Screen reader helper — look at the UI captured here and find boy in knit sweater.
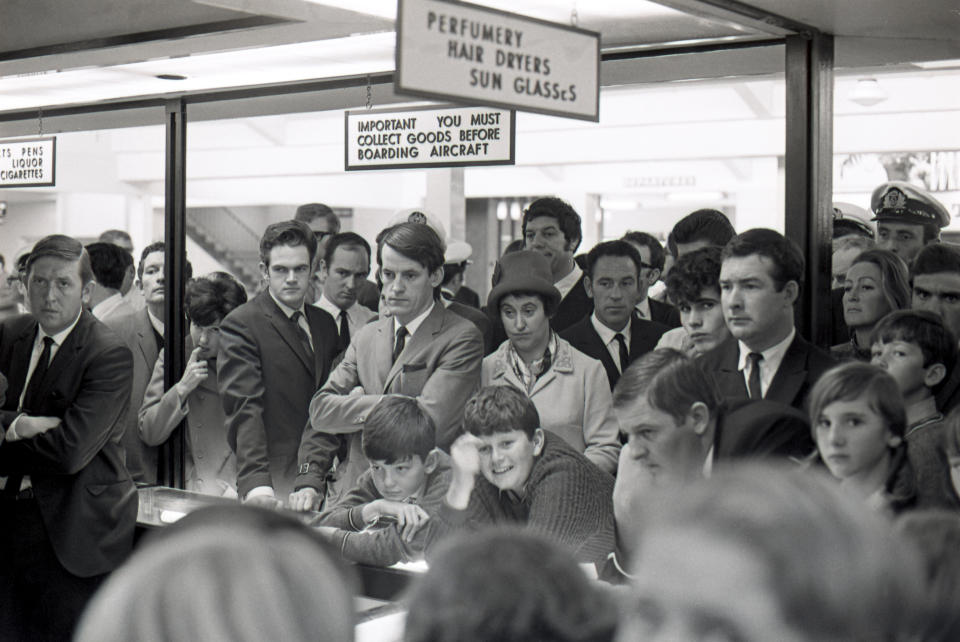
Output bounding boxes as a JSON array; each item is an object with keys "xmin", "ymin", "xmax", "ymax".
[
  {"xmin": 311, "ymin": 396, "xmax": 450, "ymax": 566},
  {"xmin": 439, "ymin": 385, "xmax": 616, "ymax": 565}
]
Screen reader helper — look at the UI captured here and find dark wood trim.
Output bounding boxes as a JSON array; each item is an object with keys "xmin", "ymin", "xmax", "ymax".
[
  {"xmin": 784, "ymin": 33, "xmax": 834, "ymax": 347},
  {"xmin": 161, "ymin": 99, "xmax": 188, "ymax": 489}
]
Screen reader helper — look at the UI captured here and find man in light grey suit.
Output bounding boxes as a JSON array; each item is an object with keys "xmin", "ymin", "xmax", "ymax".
[{"xmin": 291, "ymin": 222, "xmax": 483, "ymax": 511}]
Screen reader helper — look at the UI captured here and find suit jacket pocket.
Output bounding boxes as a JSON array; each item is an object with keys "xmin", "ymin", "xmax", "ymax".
[{"xmin": 398, "ymin": 364, "xmax": 429, "ymax": 396}]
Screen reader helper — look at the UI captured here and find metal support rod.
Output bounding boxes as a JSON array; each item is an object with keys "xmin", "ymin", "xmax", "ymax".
[
  {"xmin": 784, "ymin": 33, "xmax": 834, "ymax": 346},
  {"xmin": 161, "ymin": 98, "xmax": 188, "ymax": 489}
]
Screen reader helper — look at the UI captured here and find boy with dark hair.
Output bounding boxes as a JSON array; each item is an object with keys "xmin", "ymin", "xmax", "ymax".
[
  {"xmin": 439, "ymin": 385, "xmax": 615, "ymax": 564},
  {"xmin": 521, "ymin": 197, "xmax": 593, "ymax": 332},
  {"xmin": 659, "ymin": 245, "xmax": 731, "ymax": 355},
  {"xmin": 700, "ymin": 228, "xmax": 835, "ymax": 411},
  {"xmin": 311, "ymin": 396, "xmax": 449, "ymax": 566},
  {"xmin": 561, "ymin": 240, "xmax": 668, "ymax": 389},
  {"xmin": 911, "ymin": 243, "xmax": 960, "ymax": 340},
  {"xmin": 668, "ymin": 208, "xmax": 736, "ymax": 257},
  {"xmin": 621, "ymin": 231, "xmax": 679, "ymax": 327},
  {"xmin": 871, "ymin": 310, "xmax": 959, "ymax": 507}
]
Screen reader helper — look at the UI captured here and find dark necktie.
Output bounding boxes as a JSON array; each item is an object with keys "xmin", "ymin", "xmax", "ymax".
[
  {"xmin": 290, "ymin": 311, "xmax": 313, "ymax": 356},
  {"xmin": 747, "ymin": 352, "xmax": 764, "ymax": 400},
  {"xmin": 338, "ymin": 310, "xmax": 350, "ymax": 352},
  {"xmin": 392, "ymin": 326, "xmax": 408, "ymax": 364},
  {"xmin": 5, "ymin": 336, "xmax": 54, "ymax": 498},
  {"xmin": 22, "ymin": 336, "xmax": 54, "ymax": 413},
  {"xmin": 614, "ymin": 333, "xmax": 629, "ymax": 373}
]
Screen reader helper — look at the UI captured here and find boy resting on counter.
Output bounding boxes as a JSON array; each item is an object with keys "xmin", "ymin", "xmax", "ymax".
[{"xmin": 311, "ymin": 396, "xmax": 450, "ymax": 566}]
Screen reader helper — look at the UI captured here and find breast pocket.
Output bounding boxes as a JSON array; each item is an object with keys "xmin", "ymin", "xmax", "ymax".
[{"xmin": 398, "ymin": 363, "xmax": 429, "ymax": 396}]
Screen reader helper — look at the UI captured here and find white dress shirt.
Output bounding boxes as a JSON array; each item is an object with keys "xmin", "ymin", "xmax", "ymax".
[
  {"xmin": 269, "ymin": 291, "xmax": 313, "ymax": 351},
  {"xmin": 315, "ymin": 295, "xmax": 374, "ymax": 343},
  {"xmin": 590, "ymin": 313, "xmax": 631, "ymax": 373},
  {"xmin": 737, "ymin": 327, "xmax": 796, "ymax": 399},
  {"xmin": 554, "ymin": 263, "xmax": 583, "ymax": 301},
  {"xmin": 91, "ymin": 292, "xmax": 125, "ymax": 320}
]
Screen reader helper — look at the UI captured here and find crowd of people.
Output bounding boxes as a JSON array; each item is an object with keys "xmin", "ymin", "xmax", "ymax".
[{"xmin": 2, "ymin": 184, "xmax": 960, "ymax": 640}]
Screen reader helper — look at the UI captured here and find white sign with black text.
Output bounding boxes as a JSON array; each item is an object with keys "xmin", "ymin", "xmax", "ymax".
[
  {"xmin": 0, "ymin": 137, "xmax": 56, "ymax": 187},
  {"xmin": 345, "ymin": 104, "xmax": 515, "ymax": 171},
  {"xmin": 396, "ymin": 0, "xmax": 600, "ymax": 121}
]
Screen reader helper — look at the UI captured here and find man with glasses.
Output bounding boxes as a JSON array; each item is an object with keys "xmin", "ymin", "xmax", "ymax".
[
  {"xmin": 218, "ymin": 220, "xmax": 340, "ymax": 508},
  {"xmin": 622, "ymin": 231, "xmax": 681, "ymax": 328}
]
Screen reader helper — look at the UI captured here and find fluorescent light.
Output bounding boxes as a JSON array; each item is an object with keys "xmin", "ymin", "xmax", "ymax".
[{"xmin": 601, "ymin": 199, "xmax": 640, "ymax": 210}]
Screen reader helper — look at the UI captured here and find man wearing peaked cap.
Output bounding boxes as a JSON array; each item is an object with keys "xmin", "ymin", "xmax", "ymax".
[
  {"xmin": 832, "ymin": 202, "xmax": 874, "ymax": 240},
  {"xmin": 442, "ymin": 241, "xmax": 481, "ymax": 309},
  {"xmin": 872, "ymin": 181, "xmax": 950, "ymax": 264}
]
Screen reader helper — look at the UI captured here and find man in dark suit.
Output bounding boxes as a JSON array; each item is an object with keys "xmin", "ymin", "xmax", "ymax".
[
  {"xmin": 218, "ymin": 220, "xmax": 339, "ymax": 507},
  {"xmin": 522, "ymin": 197, "xmax": 593, "ymax": 332},
  {"xmin": 106, "ymin": 242, "xmax": 182, "ymax": 483},
  {"xmin": 623, "ymin": 231, "xmax": 681, "ymax": 328},
  {"xmin": 699, "ymin": 228, "xmax": 835, "ymax": 411},
  {"xmin": 0, "ymin": 235, "xmax": 136, "ymax": 640},
  {"xmin": 561, "ymin": 240, "xmax": 669, "ymax": 389}
]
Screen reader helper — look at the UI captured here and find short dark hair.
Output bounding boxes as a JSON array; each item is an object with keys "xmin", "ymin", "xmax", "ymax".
[
  {"xmin": 669, "ymin": 209, "xmax": 736, "ymax": 254},
  {"xmin": 613, "ymin": 349, "xmax": 723, "ymax": 424},
  {"xmin": 137, "ymin": 242, "xmax": 192, "ymax": 282},
  {"xmin": 27, "ymin": 234, "xmax": 94, "ymax": 284},
  {"xmin": 86, "ymin": 242, "xmax": 133, "ymax": 290},
  {"xmin": 722, "ymin": 228, "xmax": 805, "ymax": 292},
  {"xmin": 585, "ymin": 240, "xmax": 644, "ymax": 279},
  {"xmin": 497, "ymin": 290, "xmax": 558, "ymax": 318},
  {"xmin": 185, "ymin": 272, "xmax": 248, "ymax": 327},
  {"xmin": 621, "ymin": 231, "xmax": 665, "ymax": 272},
  {"xmin": 521, "ymin": 197, "xmax": 582, "ymax": 252},
  {"xmin": 873, "ymin": 310, "xmax": 957, "ymax": 372},
  {"xmin": 665, "ymin": 246, "xmax": 723, "ymax": 306},
  {"xmin": 463, "ymin": 386, "xmax": 541, "ymax": 439},
  {"xmin": 259, "ymin": 220, "xmax": 318, "ymax": 267},
  {"xmin": 294, "ymin": 203, "xmax": 341, "ymax": 233},
  {"xmin": 323, "ymin": 232, "xmax": 370, "ymax": 269},
  {"xmin": 377, "ymin": 222, "xmax": 445, "ymax": 274},
  {"xmin": 404, "ymin": 528, "xmax": 617, "ymax": 642},
  {"xmin": 361, "ymin": 396, "xmax": 436, "ymax": 464},
  {"xmin": 441, "ymin": 262, "xmax": 464, "ymax": 287},
  {"xmin": 912, "ymin": 243, "xmax": 960, "ymax": 279}
]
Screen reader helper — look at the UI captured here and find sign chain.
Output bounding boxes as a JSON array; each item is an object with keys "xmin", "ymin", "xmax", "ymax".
[
  {"xmin": 365, "ymin": 75, "xmax": 373, "ymax": 110},
  {"xmin": 570, "ymin": 2, "xmax": 579, "ymax": 27},
  {"xmin": 38, "ymin": 108, "xmax": 43, "ymax": 136}
]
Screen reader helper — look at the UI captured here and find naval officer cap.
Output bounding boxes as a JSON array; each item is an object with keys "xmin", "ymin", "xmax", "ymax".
[
  {"xmin": 871, "ymin": 181, "xmax": 950, "ymax": 229},
  {"xmin": 832, "ymin": 202, "xmax": 873, "ymax": 239}
]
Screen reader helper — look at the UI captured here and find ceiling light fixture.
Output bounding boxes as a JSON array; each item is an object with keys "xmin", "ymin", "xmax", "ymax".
[
  {"xmin": 155, "ymin": 74, "xmax": 188, "ymax": 81},
  {"xmin": 848, "ymin": 77, "xmax": 887, "ymax": 107}
]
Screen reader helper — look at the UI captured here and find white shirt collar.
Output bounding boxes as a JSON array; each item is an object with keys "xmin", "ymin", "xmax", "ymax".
[
  {"xmin": 91, "ymin": 292, "xmax": 124, "ymax": 319},
  {"xmin": 590, "ymin": 312, "xmax": 631, "ymax": 347},
  {"xmin": 269, "ymin": 290, "xmax": 305, "ymax": 320},
  {"xmin": 554, "ymin": 263, "xmax": 583, "ymax": 300},
  {"xmin": 737, "ymin": 327, "xmax": 796, "ymax": 397},
  {"xmin": 316, "ymin": 293, "xmax": 358, "ymax": 321},
  {"xmin": 39, "ymin": 309, "xmax": 83, "ymax": 348},
  {"xmin": 146, "ymin": 307, "xmax": 165, "ymax": 335},
  {"xmin": 395, "ymin": 301, "xmax": 435, "ymax": 338}
]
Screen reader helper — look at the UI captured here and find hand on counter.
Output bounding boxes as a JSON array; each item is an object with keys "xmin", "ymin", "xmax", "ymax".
[
  {"xmin": 288, "ymin": 487, "xmax": 322, "ymax": 512},
  {"xmin": 243, "ymin": 494, "xmax": 284, "ymax": 510},
  {"xmin": 362, "ymin": 499, "xmax": 430, "ymax": 542}
]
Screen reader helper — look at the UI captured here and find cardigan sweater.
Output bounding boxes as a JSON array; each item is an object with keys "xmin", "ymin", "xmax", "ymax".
[
  {"xmin": 435, "ymin": 432, "xmax": 616, "ymax": 564},
  {"xmin": 311, "ymin": 462, "xmax": 451, "ymax": 566}
]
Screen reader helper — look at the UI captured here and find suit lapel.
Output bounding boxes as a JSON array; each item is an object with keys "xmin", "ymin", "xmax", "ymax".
[
  {"xmin": 135, "ymin": 309, "xmax": 158, "ymax": 367},
  {"xmin": 714, "ymin": 339, "xmax": 749, "ymax": 399},
  {"xmin": 582, "ymin": 321, "xmax": 619, "ymax": 385},
  {"xmin": 765, "ymin": 336, "xmax": 807, "ymax": 406},
  {"xmin": 259, "ymin": 293, "xmax": 314, "ymax": 374},
  {"xmin": 4, "ymin": 320, "xmax": 39, "ymax": 407},
  {"xmin": 383, "ymin": 304, "xmax": 444, "ymax": 391}
]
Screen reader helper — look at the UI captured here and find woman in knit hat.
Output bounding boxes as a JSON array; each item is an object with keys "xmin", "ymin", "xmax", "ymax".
[{"xmin": 482, "ymin": 250, "xmax": 621, "ymax": 474}]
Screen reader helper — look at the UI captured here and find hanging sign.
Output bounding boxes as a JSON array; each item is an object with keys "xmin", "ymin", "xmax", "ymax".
[
  {"xmin": 0, "ymin": 137, "xmax": 56, "ymax": 188},
  {"xmin": 396, "ymin": 0, "xmax": 600, "ymax": 122},
  {"xmin": 345, "ymin": 104, "xmax": 515, "ymax": 171}
]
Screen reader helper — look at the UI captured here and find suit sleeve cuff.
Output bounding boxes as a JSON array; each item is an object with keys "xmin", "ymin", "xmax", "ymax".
[{"xmin": 6, "ymin": 414, "xmax": 24, "ymax": 442}]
